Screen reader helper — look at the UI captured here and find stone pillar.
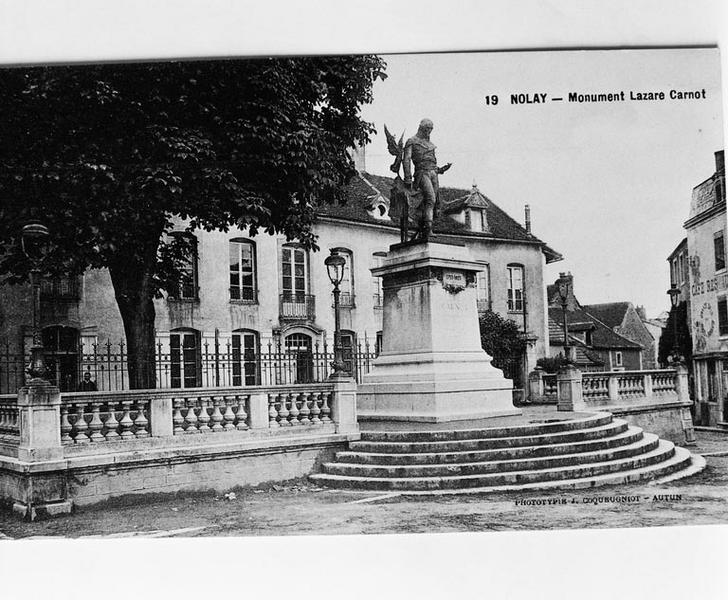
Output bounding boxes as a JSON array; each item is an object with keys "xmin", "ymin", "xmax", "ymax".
[
  {"xmin": 330, "ymin": 378, "xmax": 359, "ymax": 434},
  {"xmin": 149, "ymin": 396, "xmax": 173, "ymax": 437},
  {"xmin": 675, "ymin": 364, "xmax": 690, "ymax": 403},
  {"xmin": 528, "ymin": 369, "xmax": 544, "ymax": 402},
  {"xmin": 557, "ymin": 365, "xmax": 584, "ymax": 412},
  {"xmin": 643, "ymin": 374, "xmax": 653, "ymax": 400},
  {"xmin": 248, "ymin": 392, "xmax": 271, "ymax": 429},
  {"xmin": 17, "ymin": 381, "xmax": 64, "ymax": 462},
  {"xmin": 14, "ymin": 381, "xmax": 72, "ymax": 520},
  {"xmin": 676, "ymin": 363, "xmax": 696, "ymax": 445},
  {"xmin": 608, "ymin": 374, "xmax": 620, "ymax": 402}
]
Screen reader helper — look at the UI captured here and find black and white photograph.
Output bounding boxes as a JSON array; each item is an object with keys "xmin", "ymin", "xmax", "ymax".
[{"xmin": 0, "ymin": 2, "xmax": 726, "ymax": 599}]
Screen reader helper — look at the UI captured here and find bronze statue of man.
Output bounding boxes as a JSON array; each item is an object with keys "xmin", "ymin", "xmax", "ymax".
[{"xmin": 402, "ymin": 119, "xmax": 452, "ymax": 241}]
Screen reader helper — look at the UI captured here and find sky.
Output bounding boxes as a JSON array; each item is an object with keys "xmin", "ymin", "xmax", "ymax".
[{"xmin": 358, "ymin": 49, "xmax": 724, "ymax": 317}]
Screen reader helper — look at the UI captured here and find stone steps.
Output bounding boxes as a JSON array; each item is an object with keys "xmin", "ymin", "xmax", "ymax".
[
  {"xmin": 313, "ymin": 440, "xmax": 678, "ymax": 491},
  {"xmin": 309, "ymin": 412, "xmax": 704, "ymax": 493},
  {"xmin": 348, "ymin": 420, "xmax": 628, "ymax": 454},
  {"xmin": 322, "ymin": 433, "xmax": 660, "ymax": 478},
  {"xmin": 336, "ymin": 426, "xmax": 644, "ymax": 465}
]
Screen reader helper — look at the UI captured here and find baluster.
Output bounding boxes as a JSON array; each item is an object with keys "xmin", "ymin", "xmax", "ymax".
[
  {"xmin": 198, "ymin": 397, "xmax": 211, "ymax": 433},
  {"xmin": 210, "ymin": 397, "xmax": 224, "ymax": 432},
  {"xmin": 184, "ymin": 397, "xmax": 199, "ymax": 433},
  {"xmin": 133, "ymin": 400, "xmax": 149, "ymax": 438},
  {"xmin": 73, "ymin": 401, "xmax": 90, "ymax": 444},
  {"xmin": 320, "ymin": 391, "xmax": 331, "ymax": 423},
  {"xmin": 268, "ymin": 394, "xmax": 280, "ymax": 428},
  {"xmin": 105, "ymin": 400, "xmax": 120, "ymax": 441},
  {"xmin": 222, "ymin": 396, "xmax": 236, "ymax": 431},
  {"xmin": 278, "ymin": 391, "xmax": 290, "ymax": 426},
  {"xmin": 298, "ymin": 391, "xmax": 311, "ymax": 424},
  {"xmin": 310, "ymin": 391, "xmax": 321, "ymax": 425},
  {"xmin": 288, "ymin": 392, "xmax": 300, "ymax": 426},
  {"xmin": 88, "ymin": 402, "xmax": 105, "ymax": 442},
  {"xmin": 173, "ymin": 399, "xmax": 185, "ymax": 435},
  {"xmin": 119, "ymin": 400, "xmax": 135, "ymax": 440},
  {"xmin": 235, "ymin": 395, "xmax": 249, "ymax": 431},
  {"xmin": 60, "ymin": 404, "xmax": 73, "ymax": 444}
]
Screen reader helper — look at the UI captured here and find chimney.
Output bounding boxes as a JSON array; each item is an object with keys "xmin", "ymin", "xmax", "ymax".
[
  {"xmin": 636, "ymin": 305, "xmax": 647, "ymax": 321},
  {"xmin": 524, "ymin": 204, "xmax": 531, "ymax": 234},
  {"xmin": 716, "ymin": 150, "xmax": 725, "ymax": 174},
  {"xmin": 350, "ymin": 144, "xmax": 366, "ymax": 172}
]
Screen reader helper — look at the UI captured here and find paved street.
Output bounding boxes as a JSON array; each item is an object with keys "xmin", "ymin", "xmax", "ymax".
[{"xmin": 1, "ymin": 431, "xmax": 727, "ymax": 540}]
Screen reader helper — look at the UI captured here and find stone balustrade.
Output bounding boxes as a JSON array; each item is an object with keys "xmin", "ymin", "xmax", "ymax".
[
  {"xmin": 61, "ymin": 393, "xmax": 151, "ymax": 444},
  {"xmin": 2, "ymin": 380, "xmax": 356, "ymax": 457},
  {"xmin": 529, "ymin": 368, "xmax": 683, "ymax": 405},
  {"xmin": 0, "ymin": 394, "xmax": 20, "ymax": 438}
]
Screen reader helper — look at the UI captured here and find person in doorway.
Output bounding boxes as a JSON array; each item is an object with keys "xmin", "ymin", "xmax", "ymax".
[{"xmin": 78, "ymin": 371, "xmax": 98, "ymax": 391}]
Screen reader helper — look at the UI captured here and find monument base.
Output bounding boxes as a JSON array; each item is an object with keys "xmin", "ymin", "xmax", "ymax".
[{"xmin": 359, "ymin": 241, "xmax": 521, "ymax": 423}]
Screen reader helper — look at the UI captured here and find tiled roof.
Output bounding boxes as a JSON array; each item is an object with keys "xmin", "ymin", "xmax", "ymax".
[
  {"xmin": 582, "ymin": 302, "xmax": 632, "ymax": 330},
  {"xmin": 316, "ymin": 172, "xmax": 562, "ymax": 262},
  {"xmin": 548, "ymin": 307, "xmax": 642, "ymax": 349}
]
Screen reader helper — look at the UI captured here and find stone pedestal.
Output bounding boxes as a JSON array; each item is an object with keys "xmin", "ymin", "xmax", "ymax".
[
  {"xmin": 358, "ymin": 242, "xmax": 519, "ymax": 422},
  {"xmin": 557, "ymin": 365, "xmax": 585, "ymax": 412}
]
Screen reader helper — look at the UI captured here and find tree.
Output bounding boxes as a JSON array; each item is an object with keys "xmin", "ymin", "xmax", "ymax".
[
  {"xmin": 658, "ymin": 302, "xmax": 692, "ymax": 365},
  {"xmin": 0, "ymin": 57, "xmax": 387, "ymax": 388},
  {"xmin": 478, "ymin": 310, "xmax": 527, "ymax": 374}
]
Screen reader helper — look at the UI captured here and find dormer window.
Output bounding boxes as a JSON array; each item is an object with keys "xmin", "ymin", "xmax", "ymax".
[
  {"xmin": 366, "ymin": 193, "xmax": 390, "ymax": 220},
  {"xmin": 471, "ymin": 209, "xmax": 486, "ymax": 232},
  {"xmin": 444, "ymin": 184, "xmax": 489, "ymax": 233}
]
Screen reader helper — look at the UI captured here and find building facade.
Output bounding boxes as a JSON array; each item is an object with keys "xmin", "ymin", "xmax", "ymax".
[
  {"xmin": 683, "ymin": 150, "xmax": 727, "ymax": 426},
  {"xmin": 0, "ymin": 163, "xmax": 562, "ymax": 395}
]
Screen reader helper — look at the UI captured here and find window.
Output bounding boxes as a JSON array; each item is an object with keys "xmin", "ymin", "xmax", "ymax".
[
  {"xmin": 168, "ymin": 233, "xmax": 198, "ymax": 300},
  {"xmin": 715, "ymin": 231, "xmax": 726, "ymax": 272},
  {"xmin": 229, "ymin": 239, "xmax": 257, "ymax": 302},
  {"xmin": 476, "ymin": 265, "xmax": 491, "ymax": 311},
  {"xmin": 42, "ymin": 326, "xmax": 79, "ymax": 392},
  {"xmin": 679, "ymin": 253, "xmax": 686, "ymax": 284},
  {"xmin": 170, "ymin": 329, "xmax": 201, "ymax": 389},
  {"xmin": 614, "ymin": 351, "xmax": 623, "ymax": 368},
  {"xmin": 718, "ymin": 297, "xmax": 728, "ymax": 337},
  {"xmin": 372, "ymin": 252, "xmax": 386, "ymax": 309},
  {"xmin": 281, "ymin": 245, "xmax": 308, "ymax": 299},
  {"xmin": 507, "ymin": 264, "xmax": 524, "ymax": 312},
  {"xmin": 471, "ymin": 209, "xmax": 485, "ymax": 232},
  {"xmin": 232, "ymin": 330, "xmax": 259, "ymax": 386}
]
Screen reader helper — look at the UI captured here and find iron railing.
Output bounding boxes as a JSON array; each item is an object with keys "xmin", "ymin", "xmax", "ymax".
[
  {"xmin": 0, "ymin": 338, "xmax": 379, "ymax": 394},
  {"xmin": 279, "ymin": 293, "xmax": 316, "ymax": 321}
]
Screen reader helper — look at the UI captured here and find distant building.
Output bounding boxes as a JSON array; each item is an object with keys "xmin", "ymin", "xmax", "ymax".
[
  {"xmin": 682, "ymin": 149, "xmax": 726, "ymax": 426},
  {"xmin": 546, "ymin": 276, "xmax": 644, "ymax": 371},
  {"xmin": 581, "ymin": 302, "xmax": 658, "ymax": 369},
  {"xmin": 0, "ymin": 150, "xmax": 562, "ymax": 395}
]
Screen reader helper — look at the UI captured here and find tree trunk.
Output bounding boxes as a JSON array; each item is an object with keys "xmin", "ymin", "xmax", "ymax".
[{"xmin": 109, "ymin": 261, "xmax": 158, "ymax": 390}]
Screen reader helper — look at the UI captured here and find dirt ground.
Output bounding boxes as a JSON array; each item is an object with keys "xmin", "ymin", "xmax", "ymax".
[{"xmin": 1, "ymin": 431, "xmax": 727, "ymax": 540}]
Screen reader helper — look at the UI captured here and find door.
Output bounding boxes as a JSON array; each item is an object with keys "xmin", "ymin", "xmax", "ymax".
[{"xmin": 285, "ymin": 333, "xmax": 314, "ymax": 384}]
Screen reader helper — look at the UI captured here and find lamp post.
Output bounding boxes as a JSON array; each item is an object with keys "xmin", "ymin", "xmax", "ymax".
[
  {"xmin": 667, "ymin": 284, "xmax": 682, "ymax": 364},
  {"xmin": 21, "ymin": 222, "xmax": 50, "ymax": 382},
  {"xmin": 324, "ymin": 250, "xmax": 348, "ymax": 379},
  {"xmin": 556, "ymin": 272, "xmax": 572, "ymax": 364}
]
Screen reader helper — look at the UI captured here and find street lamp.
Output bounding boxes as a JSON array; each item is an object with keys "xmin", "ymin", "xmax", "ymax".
[
  {"xmin": 556, "ymin": 272, "xmax": 572, "ymax": 364},
  {"xmin": 21, "ymin": 222, "xmax": 50, "ymax": 382},
  {"xmin": 667, "ymin": 284, "xmax": 682, "ymax": 364},
  {"xmin": 324, "ymin": 250, "xmax": 348, "ymax": 379}
]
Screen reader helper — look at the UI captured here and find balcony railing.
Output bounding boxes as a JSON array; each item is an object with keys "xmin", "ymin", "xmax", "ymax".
[
  {"xmin": 40, "ymin": 277, "xmax": 79, "ymax": 301},
  {"xmin": 279, "ymin": 293, "xmax": 316, "ymax": 321},
  {"xmin": 333, "ymin": 292, "xmax": 356, "ymax": 309}
]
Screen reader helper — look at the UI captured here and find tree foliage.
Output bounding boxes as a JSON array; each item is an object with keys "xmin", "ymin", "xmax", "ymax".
[
  {"xmin": 658, "ymin": 302, "xmax": 692, "ymax": 365},
  {"xmin": 0, "ymin": 57, "xmax": 387, "ymax": 387},
  {"xmin": 478, "ymin": 309, "xmax": 526, "ymax": 370}
]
